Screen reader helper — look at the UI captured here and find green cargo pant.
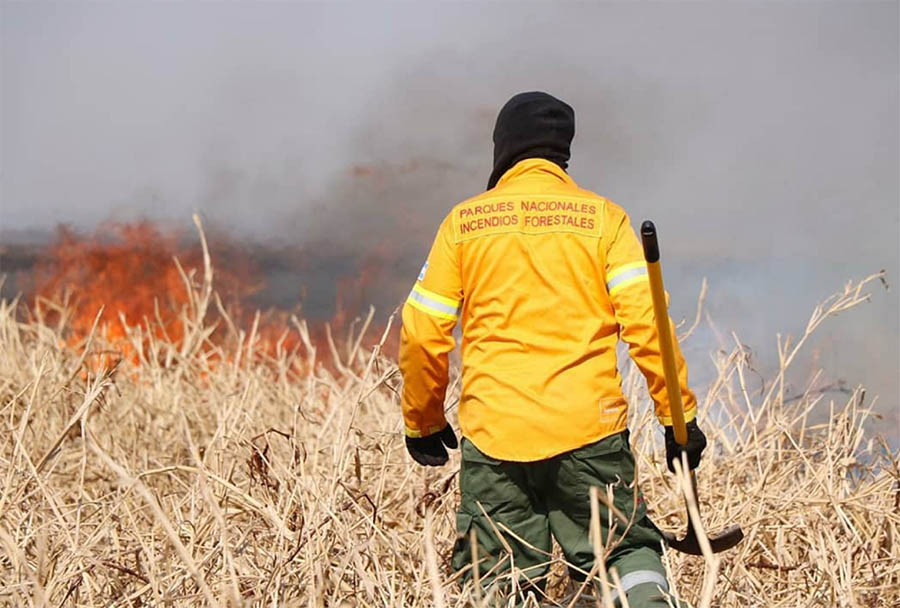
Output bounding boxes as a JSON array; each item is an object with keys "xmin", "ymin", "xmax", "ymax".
[{"xmin": 451, "ymin": 431, "xmax": 672, "ymax": 607}]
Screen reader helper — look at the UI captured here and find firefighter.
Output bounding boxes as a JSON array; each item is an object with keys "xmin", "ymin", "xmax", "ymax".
[{"xmin": 398, "ymin": 92, "xmax": 707, "ymax": 606}]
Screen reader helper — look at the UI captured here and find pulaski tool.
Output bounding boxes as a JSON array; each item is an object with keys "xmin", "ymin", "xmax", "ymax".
[{"xmin": 640, "ymin": 220, "xmax": 744, "ymax": 555}]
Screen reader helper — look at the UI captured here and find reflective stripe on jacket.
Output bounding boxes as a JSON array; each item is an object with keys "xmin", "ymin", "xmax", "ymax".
[{"xmin": 398, "ymin": 158, "xmax": 697, "ymax": 461}]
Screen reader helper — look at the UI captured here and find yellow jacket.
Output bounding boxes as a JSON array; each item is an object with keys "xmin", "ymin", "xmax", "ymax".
[{"xmin": 399, "ymin": 159, "xmax": 697, "ymax": 461}]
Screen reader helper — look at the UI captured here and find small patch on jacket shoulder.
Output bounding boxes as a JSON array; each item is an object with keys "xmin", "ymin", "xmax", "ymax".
[{"xmin": 418, "ymin": 261, "xmax": 428, "ymax": 281}]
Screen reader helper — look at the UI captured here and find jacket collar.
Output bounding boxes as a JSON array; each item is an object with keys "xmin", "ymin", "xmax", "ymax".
[{"xmin": 495, "ymin": 158, "xmax": 576, "ymax": 188}]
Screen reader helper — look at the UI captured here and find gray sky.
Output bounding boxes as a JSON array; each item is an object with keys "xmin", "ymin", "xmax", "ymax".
[{"xmin": 2, "ymin": 2, "xmax": 898, "ymax": 432}]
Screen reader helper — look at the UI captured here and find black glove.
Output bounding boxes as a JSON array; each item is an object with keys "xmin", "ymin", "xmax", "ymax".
[
  {"xmin": 664, "ymin": 420, "xmax": 707, "ymax": 473},
  {"xmin": 406, "ymin": 425, "xmax": 458, "ymax": 466}
]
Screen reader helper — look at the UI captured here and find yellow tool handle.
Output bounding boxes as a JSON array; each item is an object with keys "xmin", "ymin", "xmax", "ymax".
[{"xmin": 640, "ymin": 221, "xmax": 688, "ymax": 446}]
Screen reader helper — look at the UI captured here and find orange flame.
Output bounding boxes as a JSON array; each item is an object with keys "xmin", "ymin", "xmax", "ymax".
[{"xmin": 29, "ymin": 220, "xmax": 398, "ymax": 374}]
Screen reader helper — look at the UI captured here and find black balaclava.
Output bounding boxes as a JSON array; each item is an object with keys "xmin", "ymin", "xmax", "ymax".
[{"xmin": 487, "ymin": 91, "xmax": 575, "ymax": 190}]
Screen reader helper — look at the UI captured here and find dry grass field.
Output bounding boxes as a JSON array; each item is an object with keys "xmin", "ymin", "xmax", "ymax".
[{"xmin": 1, "ymin": 222, "xmax": 897, "ymax": 607}]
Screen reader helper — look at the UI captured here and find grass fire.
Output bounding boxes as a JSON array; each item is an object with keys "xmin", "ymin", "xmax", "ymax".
[
  {"xmin": 0, "ymin": 216, "xmax": 896, "ymax": 606},
  {"xmin": 13, "ymin": 217, "xmax": 400, "ymax": 376}
]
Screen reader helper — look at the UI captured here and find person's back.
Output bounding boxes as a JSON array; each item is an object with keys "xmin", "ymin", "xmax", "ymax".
[
  {"xmin": 398, "ymin": 92, "xmax": 709, "ymax": 606},
  {"xmin": 451, "ymin": 160, "xmax": 637, "ymax": 460}
]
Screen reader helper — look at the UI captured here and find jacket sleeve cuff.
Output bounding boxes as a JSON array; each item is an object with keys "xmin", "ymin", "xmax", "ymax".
[
  {"xmin": 658, "ymin": 407, "xmax": 697, "ymax": 427},
  {"xmin": 404, "ymin": 423, "xmax": 447, "ymax": 438}
]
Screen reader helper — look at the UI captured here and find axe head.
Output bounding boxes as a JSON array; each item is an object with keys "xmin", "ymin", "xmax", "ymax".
[{"xmin": 662, "ymin": 520, "xmax": 744, "ymax": 555}]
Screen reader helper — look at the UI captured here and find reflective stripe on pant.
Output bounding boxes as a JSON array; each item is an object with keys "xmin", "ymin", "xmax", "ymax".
[
  {"xmin": 451, "ymin": 431, "xmax": 673, "ymax": 607},
  {"xmin": 610, "ymin": 569, "xmax": 668, "ymax": 602}
]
